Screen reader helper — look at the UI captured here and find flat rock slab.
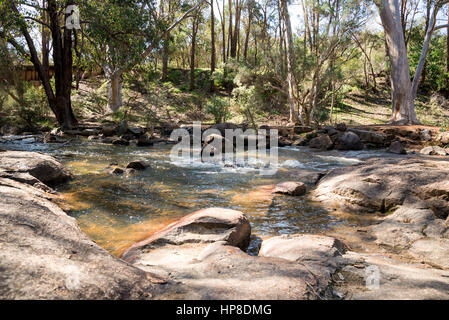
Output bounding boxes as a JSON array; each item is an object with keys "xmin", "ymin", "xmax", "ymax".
[
  {"xmin": 409, "ymin": 238, "xmax": 449, "ymax": 269},
  {"xmin": 0, "ymin": 177, "xmax": 172, "ymax": 299},
  {"xmin": 371, "ymin": 204, "xmax": 436, "ymax": 249},
  {"xmin": 259, "ymin": 234, "xmax": 347, "ymax": 292},
  {"xmin": 0, "ymin": 150, "xmax": 72, "ymax": 185},
  {"xmin": 259, "ymin": 234, "xmax": 346, "ymax": 265},
  {"xmin": 336, "ymin": 251, "xmax": 449, "ymax": 300},
  {"xmin": 313, "ymin": 157, "xmax": 449, "ymax": 215},
  {"xmin": 129, "ymin": 241, "xmax": 335, "ymax": 300}
]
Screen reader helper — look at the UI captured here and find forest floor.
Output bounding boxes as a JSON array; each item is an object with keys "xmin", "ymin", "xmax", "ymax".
[{"xmin": 70, "ymin": 71, "xmax": 449, "ymax": 130}]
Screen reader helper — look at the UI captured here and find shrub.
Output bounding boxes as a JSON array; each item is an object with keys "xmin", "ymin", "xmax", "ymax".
[{"xmin": 205, "ymin": 96, "xmax": 232, "ymax": 124}]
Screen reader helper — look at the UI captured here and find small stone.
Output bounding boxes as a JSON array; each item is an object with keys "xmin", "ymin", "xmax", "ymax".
[
  {"xmin": 112, "ymin": 138, "xmax": 130, "ymax": 146},
  {"xmin": 125, "ymin": 168, "xmax": 137, "ymax": 175},
  {"xmin": 110, "ymin": 167, "xmax": 124, "ymax": 175},
  {"xmin": 420, "ymin": 146, "xmax": 447, "ymax": 156},
  {"xmin": 420, "ymin": 129, "xmax": 432, "ymax": 141},
  {"xmin": 126, "ymin": 160, "xmax": 149, "ymax": 170},
  {"xmin": 273, "ymin": 181, "xmax": 307, "ymax": 196},
  {"xmin": 436, "ymin": 132, "xmax": 449, "ymax": 145}
]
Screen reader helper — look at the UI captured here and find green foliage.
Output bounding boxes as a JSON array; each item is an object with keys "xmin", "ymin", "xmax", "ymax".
[
  {"xmin": 205, "ymin": 96, "xmax": 232, "ymax": 124},
  {"xmin": 1, "ymin": 83, "xmax": 52, "ymax": 130},
  {"xmin": 81, "ymin": 0, "xmax": 162, "ymax": 71},
  {"xmin": 212, "ymin": 60, "xmax": 240, "ymax": 91},
  {"xmin": 409, "ymin": 23, "xmax": 447, "ymax": 92},
  {"xmin": 232, "ymin": 85, "xmax": 258, "ymax": 113},
  {"xmin": 166, "ymin": 69, "xmax": 184, "ymax": 85}
]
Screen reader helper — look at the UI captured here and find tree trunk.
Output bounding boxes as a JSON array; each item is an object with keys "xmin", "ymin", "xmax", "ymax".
[
  {"xmin": 41, "ymin": 0, "xmax": 49, "ymax": 80},
  {"xmin": 210, "ymin": 1, "xmax": 216, "ymax": 91},
  {"xmin": 243, "ymin": 4, "xmax": 252, "ymax": 62},
  {"xmin": 446, "ymin": 7, "xmax": 449, "ymax": 97},
  {"xmin": 106, "ymin": 69, "xmax": 123, "ymax": 112},
  {"xmin": 228, "ymin": 0, "xmax": 233, "ymax": 60},
  {"xmin": 280, "ymin": 0, "xmax": 302, "ymax": 124},
  {"xmin": 219, "ymin": 0, "xmax": 226, "ymax": 63},
  {"xmin": 420, "ymin": 0, "xmax": 432, "ymax": 88},
  {"xmin": 377, "ymin": 0, "xmax": 418, "ymax": 124},
  {"xmin": 11, "ymin": 0, "xmax": 78, "ymax": 128},
  {"xmin": 231, "ymin": 0, "xmax": 241, "ymax": 58},
  {"xmin": 410, "ymin": 3, "xmax": 438, "ymax": 104},
  {"xmin": 190, "ymin": 15, "xmax": 199, "ymax": 91},
  {"xmin": 161, "ymin": 1, "xmax": 170, "ymax": 82},
  {"xmin": 161, "ymin": 34, "xmax": 170, "ymax": 81}
]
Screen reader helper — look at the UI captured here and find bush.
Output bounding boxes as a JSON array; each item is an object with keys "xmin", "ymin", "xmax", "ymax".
[
  {"xmin": 205, "ymin": 96, "xmax": 232, "ymax": 124},
  {"xmin": 166, "ymin": 69, "xmax": 184, "ymax": 84},
  {"xmin": 212, "ymin": 60, "xmax": 239, "ymax": 91},
  {"xmin": 0, "ymin": 83, "xmax": 52, "ymax": 130}
]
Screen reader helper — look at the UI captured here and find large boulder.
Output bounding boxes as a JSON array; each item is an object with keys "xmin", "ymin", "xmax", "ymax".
[
  {"xmin": 387, "ymin": 141, "xmax": 406, "ymax": 154},
  {"xmin": 309, "ymin": 134, "xmax": 333, "ymax": 150},
  {"xmin": 313, "ymin": 157, "xmax": 449, "ymax": 214},
  {"xmin": 0, "ymin": 177, "xmax": 171, "ymax": 299},
  {"xmin": 337, "ymin": 250, "xmax": 449, "ymax": 299},
  {"xmin": 0, "ymin": 150, "xmax": 71, "ymax": 185},
  {"xmin": 100, "ymin": 125, "xmax": 118, "ymax": 137},
  {"xmin": 122, "ymin": 208, "xmax": 252, "ymax": 262},
  {"xmin": 258, "ymin": 234, "xmax": 347, "ymax": 298},
  {"xmin": 348, "ymin": 129, "xmax": 385, "ymax": 146},
  {"xmin": 335, "ymin": 131, "xmax": 363, "ymax": 151}
]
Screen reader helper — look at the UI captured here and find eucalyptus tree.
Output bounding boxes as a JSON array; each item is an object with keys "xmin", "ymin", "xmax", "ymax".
[
  {"xmin": 279, "ymin": 0, "xmax": 301, "ymax": 124},
  {"xmin": 80, "ymin": 0, "xmax": 161, "ymax": 112},
  {"xmin": 1, "ymin": 0, "xmax": 79, "ymax": 128},
  {"xmin": 81, "ymin": 0, "xmax": 205, "ymax": 112},
  {"xmin": 375, "ymin": 0, "xmax": 449, "ymax": 124}
]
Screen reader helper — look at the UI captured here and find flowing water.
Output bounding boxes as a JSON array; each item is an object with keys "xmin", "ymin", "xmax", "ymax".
[{"xmin": 0, "ymin": 136, "xmax": 385, "ymax": 256}]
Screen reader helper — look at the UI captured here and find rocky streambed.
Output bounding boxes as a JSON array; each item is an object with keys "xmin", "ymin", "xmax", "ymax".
[{"xmin": 1, "ymin": 139, "xmax": 449, "ymax": 299}]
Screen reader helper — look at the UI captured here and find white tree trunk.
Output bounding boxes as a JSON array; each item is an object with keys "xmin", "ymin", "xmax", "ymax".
[
  {"xmin": 105, "ymin": 68, "xmax": 123, "ymax": 112},
  {"xmin": 280, "ymin": 0, "xmax": 302, "ymax": 124},
  {"xmin": 377, "ymin": 0, "xmax": 418, "ymax": 124},
  {"xmin": 411, "ymin": 5, "xmax": 437, "ymax": 102}
]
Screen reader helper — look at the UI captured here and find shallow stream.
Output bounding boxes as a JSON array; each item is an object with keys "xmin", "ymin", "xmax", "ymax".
[{"xmin": 1, "ymin": 136, "xmax": 385, "ymax": 256}]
